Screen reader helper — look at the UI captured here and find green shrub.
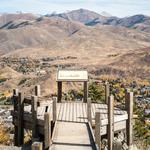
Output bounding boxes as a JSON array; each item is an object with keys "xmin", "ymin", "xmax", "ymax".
[{"xmin": 88, "ymin": 82, "xmax": 105, "ymax": 102}]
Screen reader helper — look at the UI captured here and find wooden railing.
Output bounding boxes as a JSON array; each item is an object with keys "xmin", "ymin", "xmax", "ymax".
[
  {"xmin": 12, "ymin": 82, "xmax": 133, "ymax": 150},
  {"xmin": 94, "ymin": 91, "xmax": 133, "ymax": 150},
  {"xmin": 12, "ymin": 85, "xmax": 57, "ymax": 149}
]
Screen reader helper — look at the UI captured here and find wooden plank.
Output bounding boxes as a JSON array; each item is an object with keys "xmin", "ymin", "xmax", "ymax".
[
  {"xmin": 31, "ymin": 96, "xmax": 38, "ymax": 141},
  {"xmin": 37, "ymin": 107, "xmax": 43, "ymax": 116},
  {"xmin": 72, "ymin": 102, "xmax": 74, "ymax": 122},
  {"xmin": 59, "ymin": 103, "xmax": 64, "ymax": 121},
  {"xmin": 125, "ymin": 92, "xmax": 133, "ymax": 147},
  {"xmin": 12, "ymin": 111, "xmax": 44, "ymax": 126},
  {"xmin": 87, "ymin": 98, "xmax": 92, "ymax": 125},
  {"xmin": 78, "ymin": 103, "xmax": 81, "ymax": 122},
  {"xmin": 24, "ymin": 105, "xmax": 31, "ymax": 112},
  {"xmin": 13, "ymin": 89, "xmax": 19, "ymax": 96},
  {"xmin": 76, "ymin": 102, "xmax": 79, "ymax": 122},
  {"xmin": 81, "ymin": 103, "xmax": 84, "ymax": 122},
  {"xmin": 50, "ymin": 122, "xmax": 94, "ymax": 150},
  {"xmin": 95, "ymin": 111, "xmax": 101, "ymax": 150},
  {"xmin": 42, "ymin": 106, "xmax": 46, "ymax": 116},
  {"xmin": 70, "ymin": 102, "xmax": 73, "ymax": 122},
  {"xmin": 57, "ymin": 82, "xmax": 62, "ymax": 103},
  {"xmin": 78, "ymin": 103, "xmax": 82, "ymax": 122},
  {"xmin": 73, "ymin": 102, "xmax": 76, "ymax": 122},
  {"xmin": 105, "ymin": 81, "xmax": 110, "ymax": 104},
  {"xmin": 64, "ymin": 102, "xmax": 68, "ymax": 121},
  {"xmin": 13, "ymin": 116, "xmax": 127, "ymax": 137},
  {"xmin": 44, "ymin": 113, "xmax": 51, "ymax": 149},
  {"xmin": 47, "ymin": 105, "xmax": 51, "ymax": 113},
  {"xmin": 63, "ymin": 102, "xmax": 67, "ymax": 121},
  {"xmin": 67, "ymin": 102, "xmax": 70, "ymax": 121},
  {"xmin": 53, "ymin": 97, "xmax": 57, "ymax": 123},
  {"xmin": 69, "ymin": 102, "xmax": 71, "ymax": 121},
  {"xmin": 13, "ymin": 119, "xmax": 44, "ymax": 134},
  {"xmin": 57, "ymin": 103, "xmax": 61, "ymax": 121},
  {"xmin": 91, "ymin": 103, "xmax": 95, "ymax": 121},
  {"xmin": 83, "ymin": 82, "xmax": 88, "ymax": 103},
  {"xmin": 13, "ymin": 89, "xmax": 19, "ymax": 146},
  {"xmin": 24, "ymin": 97, "xmax": 40, "ymax": 105},
  {"xmin": 101, "ymin": 114, "xmax": 128, "ymax": 126},
  {"xmin": 108, "ymin": 95, "xmax": 114, "ymax": 150},
  {"xmin": 35, "ymin": 85, "xmax": 41, "ymax": 97},
  {"xmin": 83, "ymin": 103, "xmax": 87, "ymax": 122},
  {"xmin": 100, "ymin": 120, "xmax": 126, "ymax": 135},
  {"xmin": 17, "ymin": 92, "xmax": 24, "ymax": 146}
]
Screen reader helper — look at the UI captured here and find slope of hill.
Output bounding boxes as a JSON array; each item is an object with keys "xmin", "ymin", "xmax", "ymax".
[
  {"xmin": 86, "ymin": 14, "xmax": 150, "ymax": 32},
  {"xmin": 0, "ymin": 10, "xmax": 150, "ymax": 95},
  {"xmin": 1, "ymin": 15, "xmax": 150, "ymax": 56},
  {"xmin": 0, "ymin": 13, "xmax": 38, "ymax": 27},
  {"xmin": 0, "ymin": 16, "xmax": 85, "ymax": 54},
  {"xmin": 92, "ymin": 47, "xmax": 150, "ymax": 79}
]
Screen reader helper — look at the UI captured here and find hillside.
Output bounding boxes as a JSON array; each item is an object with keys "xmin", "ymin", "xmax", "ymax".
[
  {"xmin": 92, "ymin": 47, "xmax": 150, "ymax": 79},
  {"xmin": 0, "ymin": 13, "xmax": 37, "ymax": 27},
  {"xmin": 0, "ymin": 9, "xmax": 150, "ymax": 95},
  {"xmin": 1, "ymin": 18, "xmax": 150, "ymax": 55}
]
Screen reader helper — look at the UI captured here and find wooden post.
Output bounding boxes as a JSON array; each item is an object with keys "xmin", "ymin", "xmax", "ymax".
[
  {"xmin": 31, "ymin": 95, "xmax": 38, "ymax": 142},
  {"xmin": 83, "ymin": 81, "xmax": 88, "ymax": 103},
  {"xmin": 57, "ymin": 81, "xmax": 62, "ymax": 102},
  {"xmin": 32, "ymin": 142, "xmax": 43, "ymax": 150},
  {"xmin": 87, "ymin": 98, "xmax": 92, "ymax": 125},
  {"xmin": 105, "ymin": 81, "xmax": 110, "ymax": 104},
  {"xmin": 95, "ymin": 111, "xmax": 101, "ymax": 150},
  {"xmin": 44, "ymin": 113, "xmax": 51, "ymax": 149},
  {"xmin": 53, "ymin": 97, "xmax": 57, "ymax": 123},
  {"xmin": 13, "ymin": 89, "xmax": 19, "ymax": 146},
  {"xmin": 13, "ymin": 89, "xmax": 19, "ymax": 112},
  {"xmin": 17, "ymin": 92, "xmax": 24, "ymax": 146},
  {"xmin": 13, "ymin": 89, "xmax": 19, "ymax": 96},
  {"xmin": 35, "ymin": 85, "xmax": 41, "ymax": 97},
  {"xmin": 125, "ymin": 91, "xmax": 133, "ymax": 148},
  {"xmin": 108, "ymin": 95, "xmax": 114, "ymax": 150}
]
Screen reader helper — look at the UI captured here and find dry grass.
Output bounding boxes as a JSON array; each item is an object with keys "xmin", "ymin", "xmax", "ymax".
[{"xmin": 0, "ymin": 124, "xmax": 11, "ymax": 145}]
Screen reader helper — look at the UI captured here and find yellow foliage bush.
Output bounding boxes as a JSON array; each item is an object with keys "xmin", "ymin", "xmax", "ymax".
[{"xmin": 0, "ymin": 124, "xmax": 10, "ymax": 145}]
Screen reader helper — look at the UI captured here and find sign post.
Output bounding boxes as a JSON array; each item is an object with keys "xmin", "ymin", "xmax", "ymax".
[{"xmin": 57, "ymin": 70, "xmax": 88, "ymax": 102}]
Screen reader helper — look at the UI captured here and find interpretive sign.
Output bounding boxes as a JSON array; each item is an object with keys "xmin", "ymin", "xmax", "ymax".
[{"xmin": 57, "ymin": 70, "xmax": 88, "ymax": 81}]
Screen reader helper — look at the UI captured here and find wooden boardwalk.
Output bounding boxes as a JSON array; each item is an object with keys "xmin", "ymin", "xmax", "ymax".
[
  {"xmin": 11, "ymin": 94, "xmax": 133, "ymax": 150},
  {"xmin": 50, "ymin": 121, "xmax": 96, "ymax": 150},
  {"xmin": 24, "ymin": 101, "xmax": 127, "ymax": 122},
  {"xmin": 22, "ymin": 102, "xmax": 127, "ymax": 133},
  {"xmin": 12, "ymin": 86, "xmax": 133, "ymax": 150}
]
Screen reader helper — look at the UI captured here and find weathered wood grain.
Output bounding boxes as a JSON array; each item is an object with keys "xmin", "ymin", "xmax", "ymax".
[{"xmin": 108, "ymin": 95, "xmax": 114, "ymax": 150}]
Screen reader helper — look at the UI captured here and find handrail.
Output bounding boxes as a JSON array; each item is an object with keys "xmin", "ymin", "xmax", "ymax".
[{"xmin": 87, "ymin": 122, "xmax": 99, "ymax": 150}]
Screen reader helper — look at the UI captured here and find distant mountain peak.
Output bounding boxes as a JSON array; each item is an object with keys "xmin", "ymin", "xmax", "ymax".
[
  {"xmin": 49, "ymin": 8, "xmax": 104, "ymax": 24},
  {"xmin": 100, "ymin": 11, "xmax": 112, "ymax": 17}
]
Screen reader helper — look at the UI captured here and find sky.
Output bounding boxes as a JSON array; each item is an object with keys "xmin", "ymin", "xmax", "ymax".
[{"xmin": 0, "ymin": 0, "xmax": 150, "ymax": 17}]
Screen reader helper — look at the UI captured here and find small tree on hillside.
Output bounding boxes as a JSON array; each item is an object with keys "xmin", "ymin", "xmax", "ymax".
[{"xmin": 88, "ymin": 82, "xmax": 105, "ymax": 102}]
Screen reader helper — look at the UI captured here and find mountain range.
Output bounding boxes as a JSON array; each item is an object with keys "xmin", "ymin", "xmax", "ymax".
[
  {"xmin": 50, "ymin": 9, "xmax": 150, "ymax": 32},
  {"xmin": 1, "ymin": 9, "xmax": 150, "ymax": 32}
]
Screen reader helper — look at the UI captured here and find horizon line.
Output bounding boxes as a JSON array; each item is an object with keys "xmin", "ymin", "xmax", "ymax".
[{"xmin": 0, "ymin": 8, "xmax": 149, "ymax": 18}]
